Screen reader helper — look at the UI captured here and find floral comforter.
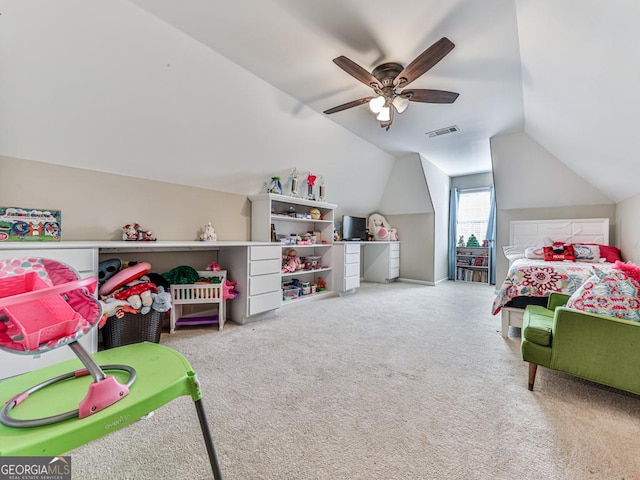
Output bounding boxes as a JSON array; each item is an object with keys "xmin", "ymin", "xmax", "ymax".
[{"xmin": 491, "ymin": 258, "xmax": 614, "ymax": 315}]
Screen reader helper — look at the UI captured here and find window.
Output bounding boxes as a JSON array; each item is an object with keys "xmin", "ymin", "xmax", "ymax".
[{"xmin": 456, "ymin": 189, "xmax": 491, "ymax": 245}]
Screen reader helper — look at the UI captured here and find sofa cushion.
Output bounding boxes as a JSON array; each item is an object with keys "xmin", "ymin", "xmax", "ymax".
[
  {"xmin": 522, "ymin": 306, "xmax": 554, "ymax": 346},
  {"xmin": 566, "ymin": 269, "xmax": 640, "ymax": 322}
]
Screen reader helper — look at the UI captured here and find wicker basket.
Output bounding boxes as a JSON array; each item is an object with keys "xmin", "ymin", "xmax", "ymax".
[{"xmin": 101, "ymin": 310, "xmax": 163, "ymax": 349}]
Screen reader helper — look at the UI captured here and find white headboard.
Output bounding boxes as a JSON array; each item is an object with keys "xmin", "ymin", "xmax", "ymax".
[{"xmin": 509, "ymin": 218, "xmax": 609, "ymax": 247}]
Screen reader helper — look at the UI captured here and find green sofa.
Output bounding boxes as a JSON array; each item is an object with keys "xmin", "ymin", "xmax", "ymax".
[{"xmin": 521, "ymin": 293, "xmax": 640, "ymax": 394}]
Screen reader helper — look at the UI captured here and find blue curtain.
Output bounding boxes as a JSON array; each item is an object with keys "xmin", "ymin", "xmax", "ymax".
[
  {"xmin": 485, "ymin": 186, "xmax": 497, "ymax": 285},
  {"xmin": 448, "ymin": 188, "xmax": 460, "ymax": 280}
]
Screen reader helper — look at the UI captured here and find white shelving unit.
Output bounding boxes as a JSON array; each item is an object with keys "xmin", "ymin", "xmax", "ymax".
[
  {"xmin": 455, "ymin": 246, "xmax": 490, "ymax": 284},
  {"xmin": 249, "ymin": 193, "xmax": 337, "ymax": 303}
]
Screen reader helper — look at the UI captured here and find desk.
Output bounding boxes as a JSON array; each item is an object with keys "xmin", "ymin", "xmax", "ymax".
[
  {"xmin": 333, "ymin": 241, "xmax": 400, "ymax": 294},
  {"xmin": 0, "ymin": 241, "xmax": 276, "ymax": 379}
]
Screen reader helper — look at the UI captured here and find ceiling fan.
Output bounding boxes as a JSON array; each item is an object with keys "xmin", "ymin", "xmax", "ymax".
[{"xmin": 323, "ymin": 37, "xmax": 459, "ymax": 130}]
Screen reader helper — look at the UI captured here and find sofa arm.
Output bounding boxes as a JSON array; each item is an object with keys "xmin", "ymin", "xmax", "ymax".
[
  {"xmin": 547, "ymin": 293, "xmax": 571, "ymax": 311},
  {"xmin": 551, "ymin": 307, "xmax": 640, "ymax": 394}
]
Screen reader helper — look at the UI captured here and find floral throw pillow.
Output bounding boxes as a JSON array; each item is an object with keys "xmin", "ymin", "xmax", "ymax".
[{"xmin": 566, "ymin": 269, "xmax": 640, "ymax": 321}]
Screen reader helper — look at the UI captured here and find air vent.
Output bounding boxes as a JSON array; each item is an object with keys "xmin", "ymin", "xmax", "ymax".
[{"xmin": 426, "ymin": 125, "xmax": 459, "ymax": 138}]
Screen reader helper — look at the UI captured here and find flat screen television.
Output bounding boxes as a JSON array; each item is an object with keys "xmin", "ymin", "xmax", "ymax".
[{"xmin": 342, "ymin": 215, "xmax": 367, "ymax": 241}]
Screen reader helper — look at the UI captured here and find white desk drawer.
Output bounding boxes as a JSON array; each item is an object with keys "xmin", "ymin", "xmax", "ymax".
[
  {"xmin": 250, "ymin": 258, "xmax": 281, "ymax": 276},
  {"xmin": 249, "ymin": 273, "xmax": 281, "ymax": 295},
  {"xmin": 345, "ymin": 275, "xmax": 360, "ymax": 290},
  {"xmin": 389, "ymin": 268, "xmax": 400, "ymax": 279},
  {"xmin": 345, "ymin": 253, "xmax": 359, "ymax": 264},
  {"xmin": 345, "ymin": 263, "xmax": 360, "ymax": 277},
  {"xmin": 250, "ymin": 246, "xmax": 281, "ymax": 261},
  {"xmin": 390, "ymin": 243, "xmax": 400, "ymax": 253},
  {"xmin": 390, "ymin": 258, "xmax": 400, "ymax": 269},
  {"xmin": 345, "ymin": 243, "xmax": 360, "ymax": 254},
  {"xmin": 249, "ymin": 290, "xmax": 282, "ymax": 315}
]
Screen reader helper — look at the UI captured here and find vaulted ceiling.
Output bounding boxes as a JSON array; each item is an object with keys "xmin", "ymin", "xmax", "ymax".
[{"xmin": 2, "ymin": 0, "xmax": 639, "ymax": 208}]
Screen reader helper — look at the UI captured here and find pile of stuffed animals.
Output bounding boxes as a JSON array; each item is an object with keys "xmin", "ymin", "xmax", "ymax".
[
  {"xmin": 97, "ymin": 259, "xmax": 172, "ymax": 326},
  {"xmin": 98, "ymin": 258, "xmax": 239, "ymax": 328}
]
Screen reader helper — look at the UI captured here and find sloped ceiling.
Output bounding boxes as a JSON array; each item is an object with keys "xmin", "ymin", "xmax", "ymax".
[
  {"xmin": 1, "ymin": 0, "xmax": 638, "ymax": 207},
  {"xmin": 516, "ymin": 0, "xmax": 640, "ymax": 203}
]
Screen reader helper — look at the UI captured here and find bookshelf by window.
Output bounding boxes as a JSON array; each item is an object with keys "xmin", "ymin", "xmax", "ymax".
[{"xmin": 455, "ymin": 246, "xmax": 490, "ymax": 284}]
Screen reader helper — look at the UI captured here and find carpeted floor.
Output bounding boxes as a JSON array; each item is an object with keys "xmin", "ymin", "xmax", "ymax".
[{"xmin": 71, "ymin": 281, "xmax": 640, "ymax": 479}]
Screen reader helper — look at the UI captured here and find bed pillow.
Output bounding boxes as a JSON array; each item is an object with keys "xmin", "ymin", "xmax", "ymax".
[
  {"xmin": 502, "ymin": 245, "xmax": 526, "ymax": 263},
  {"xmin": 524, "ymin": 246, "xmax": 545, "ymax": 260},
  {"xmin": 572, "ymin": 244, "xmax": 601, "ymax": 263},
  {"xmin": 597, "ymin": 244, "xmax": 623, "ymax": 263},
  {"xmin": 566, "ymin": 269, "xmax": 640, "ymax": 321},
  {"xmin": 543, "ymin": 244, "xmax": 576, "ymax": 262}
]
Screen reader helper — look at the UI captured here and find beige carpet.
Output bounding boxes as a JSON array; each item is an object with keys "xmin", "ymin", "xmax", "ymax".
[{"xmin": 71, "ymin": 281, "xmax": 640, "ymax": 479}]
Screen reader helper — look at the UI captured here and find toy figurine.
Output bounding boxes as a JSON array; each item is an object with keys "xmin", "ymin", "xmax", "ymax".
[
  {"xmin": 289, "ymin": 168, "xmax": 300, "ymax": 197},
  {"xmin": 282, "ymin": 248, "xmax": 302, "ymax": 273},
  {"xmin": 307, "ymin": 173, "xmax": 317, "ymax": 200},
  {"xmin": 458, "ymin": 235, "xmax": 465, "ymax": 247},
  {"xmin": 267, "ymin": 176, "xmax": 283, "ymax": 194},
  {"xmin": 200, "ymin": 222, "xmax": 217, "ymax": 242}
]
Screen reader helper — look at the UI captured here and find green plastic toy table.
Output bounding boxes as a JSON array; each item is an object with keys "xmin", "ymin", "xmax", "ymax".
[{"xmin": 0, "ymin": 342, "xmax": 223, "ymax": 479}]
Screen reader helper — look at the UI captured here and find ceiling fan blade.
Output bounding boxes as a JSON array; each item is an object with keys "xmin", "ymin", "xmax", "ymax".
[
  {"xmin": 402, "ymin": 89, "xmax": 459, "ymax": 104},
  {"xmin": 333, "ymin": 56, "xmax": 382, "ymax": 89},
  {"xmin": 394, "ymin": 37, "xmax": 455, "ymax": 88},
  {"xmin": 323, "ymin": 96, "xmax": 373, "ymax": 114}
]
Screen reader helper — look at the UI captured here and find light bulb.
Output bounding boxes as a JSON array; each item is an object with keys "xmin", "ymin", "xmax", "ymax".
[
  {"xmin": 392, "ymin": 96, "xmax": 410, "ymax": 113},
  {"xmin": 376, "ymin": 107, "xmax": 391, "ymax": 122},
  {"xmin": 369, "ymin": 95, "xmax": 385, "ymax": 114}
]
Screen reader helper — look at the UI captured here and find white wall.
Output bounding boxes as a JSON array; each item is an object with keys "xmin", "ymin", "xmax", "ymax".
[
  {"xmin": 617, "ymin": 193, "xmax": 640, "ymax": 264},
  {"xmin": 421, "ymin": 156, "xmax": 451, "ymax": 283},
  {"xmin": 491, "ymin": 132, "xmax": 613, "ymax": 209},
  {"xmin": 0, "ymin": 0, "xmax": 395, "ymax": 215}
]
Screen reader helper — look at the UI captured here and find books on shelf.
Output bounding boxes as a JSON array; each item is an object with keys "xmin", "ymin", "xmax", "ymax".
[{"xmin": 456, "ymin": 267, "xmax": 488, "ymax": 283}]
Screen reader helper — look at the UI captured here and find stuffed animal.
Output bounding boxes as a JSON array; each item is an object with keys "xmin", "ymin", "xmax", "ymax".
[
  {"xmin": 368, "ymin": 213, "xmax": 399, "ymax": 241},
  {"xmin": 200, "ymin": 222, "xmax": 217, "ymax": 242},
  {"xmin": 122, "ymin": 223, "xmax": 156, "ymax": 241},
  {"xmin": 282, "ymin": 248, "xmax": 302, "ymax": 273},
  {"xmin": 113, "ymin": 282, "xmax": 158, "ymax": 314},
  {"xmin": 151, "ymin": 286, "xmax": 172, "ymax": 313}
]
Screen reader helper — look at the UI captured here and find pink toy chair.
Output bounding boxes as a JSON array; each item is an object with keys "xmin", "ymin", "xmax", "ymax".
[{"xmin": 0, "ymin": 257, "xmax": 223, "ymax": 479}]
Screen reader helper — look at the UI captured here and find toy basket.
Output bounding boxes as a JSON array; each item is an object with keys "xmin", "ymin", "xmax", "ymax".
[{"xmin": 101, "ymin": 310, "xmax": 163, "ymax": 349}]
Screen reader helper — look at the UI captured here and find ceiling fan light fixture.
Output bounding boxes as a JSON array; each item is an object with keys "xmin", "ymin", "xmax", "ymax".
[
  {"xmin": 369, "ymin": 95, "xmax": 386, "ymax": 114},
  {"xmin": 392, "ymin": 96, "xmax": 410, "ymax": 114},
  {"xmin": 376, "ymin": 107, "xmax": 391, "ymax": 122}
]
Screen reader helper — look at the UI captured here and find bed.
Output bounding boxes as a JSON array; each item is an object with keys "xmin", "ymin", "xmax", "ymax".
[{"xmin": 494, "ymin": 218, "xmax": 621, "ymax": 337}]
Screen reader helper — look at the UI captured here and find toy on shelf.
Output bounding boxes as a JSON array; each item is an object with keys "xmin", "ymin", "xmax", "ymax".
[
  {"xmin": 368, "ymin": 213, "xmax": 399, "ymax": 241},
  {"xmin": 289, "ymin": 168, "xmax": 300, "ymax": 197},
  {"xmin": 307, "ymin": 173, "xmax": 317, "ymax": 200},
  {"xmin": 318, "ymin": 175, "xmax": 326, "ymax": 201},
  {"xmin": 458, "ymin": 235, "xmax": 465, "ymax": 247},
  {"xmin": 199, "ymin": 222, "xmax": 217, "ymax": 242},
  {"xmin": 267, "ymin": 176, "xmax": 283, "ymax": 194},
  {"xmin": 466, "ymin": 234, "xmax": 480, "ymax": 247},
  {"xmin": 122, "ymin": 223, "xmax": 156, "ymax": 242},
  {"xmin": 282, "ymin": 248, "xmax": 302, "ymax": 273}
]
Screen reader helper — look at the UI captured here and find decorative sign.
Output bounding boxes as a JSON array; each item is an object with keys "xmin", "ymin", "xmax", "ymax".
[{"xmin": 0, "ymin": 207, "xmax": 61, "ymax": 242}]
